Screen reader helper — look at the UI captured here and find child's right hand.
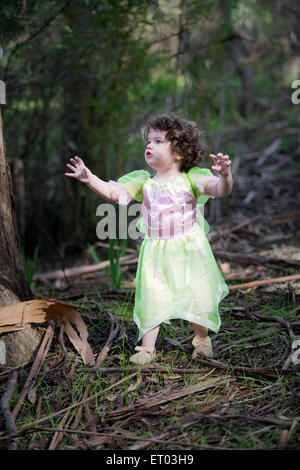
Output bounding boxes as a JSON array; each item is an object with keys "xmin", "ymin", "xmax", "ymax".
[{"xmin": 65, "ymin": 156, "xmax": 93, "ymax": 184}]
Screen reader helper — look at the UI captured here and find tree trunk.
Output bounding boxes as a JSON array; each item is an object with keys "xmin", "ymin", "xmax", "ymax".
[
  {"xmin": 0, "ymin": 107, "xmax": 32, "ymax": 304},
  {"xmin": 222, "ymin": 0, "xmax": 255, "ymax": 116},
  {"xmin": 0, "ymin": 103, "xmax": 42, "ymax": 366}
]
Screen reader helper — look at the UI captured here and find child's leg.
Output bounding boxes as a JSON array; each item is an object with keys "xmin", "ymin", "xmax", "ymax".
[
  {"xmin": 142, "ymin": 325, "xmax": 160, "ymax": 349},
  {"xmin": 192, "ymin": 323, "xmax": 208, "ymax": 339},
  {"xmin": 129, "ymin": 325, "xmax": 159, "ymax": 365},
  {"xmin": 191, "ymin": 323, "xmax": 212, "ymax": 359}
]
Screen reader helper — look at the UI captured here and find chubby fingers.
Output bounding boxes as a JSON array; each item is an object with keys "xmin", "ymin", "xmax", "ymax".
[
  {"xmin": 209, "ymin": 153, "xmax": 231, "ymax": 174},
  {"xmin": 74, "ymin": 155, "xmax": 84, "ymax": 165},
  {"xmin": 66, "ymin": 155, "xmax": 83, "ymax": 166},
  {"xmin": 66, "ymin": 163, "xmax": 76, "ymax": 171},
  {"xmin": 209, "ymin": 152, "xmax": 228, "ymax": 160},
  {"xmin": 209, "ymin": 153, "xmax": 231, "ymax": 166},
  {"xmin": 65, "ymin": 155, "xmax": 83, "ymax": 174}
]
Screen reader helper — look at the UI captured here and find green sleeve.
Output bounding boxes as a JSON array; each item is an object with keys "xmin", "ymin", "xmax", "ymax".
[
  {"xmin": 187, "ymin": 167, "xmax": 216, "ymax": 205},
  {"xmin": 117, "ymin": 170, "xmax": 151, "ymax": 202}
]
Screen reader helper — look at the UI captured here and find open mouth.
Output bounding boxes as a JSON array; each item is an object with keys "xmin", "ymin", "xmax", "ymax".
[{"xmin": 145, "ymin": 151, "xmax": 152, "ymax": 157}]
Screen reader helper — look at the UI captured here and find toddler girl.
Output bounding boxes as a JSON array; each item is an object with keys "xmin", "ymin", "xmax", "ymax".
[{"xmin": 65, "ymin": 114, "xmax": 232, "ymax": 365}]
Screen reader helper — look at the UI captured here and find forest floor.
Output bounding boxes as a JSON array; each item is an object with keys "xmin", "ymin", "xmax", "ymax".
[{"xmin": 0, "ymin": 120, "xmax": 300, "ymax": 451}]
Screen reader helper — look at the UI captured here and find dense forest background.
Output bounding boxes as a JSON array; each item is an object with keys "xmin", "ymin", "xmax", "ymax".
[
  {"xmin": 1, "ymin": 0, "xmax": 299, "ymax": 268},
  {"xmin": 1, "ymin": 1, "xmax": 300, "ymax": 451}
]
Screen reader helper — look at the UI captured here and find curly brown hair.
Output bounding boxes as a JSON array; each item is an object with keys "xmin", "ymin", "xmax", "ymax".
[{"xmin": 144, "ymin": 113, "xmax": 204, "ymax": 173}]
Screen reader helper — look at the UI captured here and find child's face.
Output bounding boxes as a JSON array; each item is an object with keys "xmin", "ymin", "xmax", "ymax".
[{"xmin": 145, "ymin": 128, "xmax": 182, "ymax": 172}]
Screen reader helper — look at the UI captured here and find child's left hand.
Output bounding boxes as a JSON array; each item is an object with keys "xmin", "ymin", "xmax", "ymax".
[{"xmin": 209, "ymin": 153, "xmax": 231, "ymax": 177}]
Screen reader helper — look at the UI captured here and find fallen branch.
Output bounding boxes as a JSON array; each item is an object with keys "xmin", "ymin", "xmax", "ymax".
[
  {"xmin": 266, "ymin": 215, "xmax": 300, "ymax": 226},
  {"xmin": 12, "ymin": 322, "xmax": 55, "ymax": 420},
  {"xmin": 252, "ymin": 312, "xmax": 296, "ymax": 341},
  {"xmin": 0, "ymin": 425, "xmax": 211, "ymax": 450},
  {"xmin": 94, "ymin": 311, "xmax": 120, "ymax": 368},
  {"xmin": 277, "ymin": 419, "xmax": 298, "ymax": 450},
  {"xmin": 48, "ymin": 409, "xmax": 71, "ymax": 450},
  {"xmin": 2, "ymin": 372, "xmax": 139, "ymax": 438},
  {"xmin": 33, "ymin": 254, "xmax": 138, "ymax": 281},
  {"xmin": 106, "ymin": 376, "xmax": 228, "ymax": 418},
  {"xmin": 90, "ymin": 365, "xmax": 208, "ymax": 374},
  {"xmin": 192, "ymin": 358, "xmax": 279, "ymax": 379},
  {"xmin": 214, "ymin": 250, "xmax": 300, "ymax": 268},
  {"xmin": 71, "ymin": 386, "xmax": 90, "ymax": 439},
  {"xmin": 223, "ymin": 267, "xmax": 255, "ymax": 281},
  {"xmin": 208, "ymin": 215, "xmax": 262, "ymax": 242},
  {"xmin": 84, "ymin": 402, "xmax": 97, "ymax": 434},
  {"xmin": 255, "ymin": 138, "xmax": 282, "ymax": 168},
  {"xmin": 228, "ymin": 273, "xmax": 300, "ymax": 292},
  {"xmin": 28, "ymin": 395, "xmax": 42, "ymax": 450},
  {"xmin": 170, "ymin": 412, "xmax": 297, "ymax": 428},
  {"xmin": 71, "ymin": 310, "xmax": 120, "ymax": 438}
]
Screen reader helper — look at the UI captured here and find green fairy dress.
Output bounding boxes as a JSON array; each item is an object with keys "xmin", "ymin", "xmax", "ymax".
[{"xmin": 108, "ymin": 167, "xmax": 229, "ymax": 341}]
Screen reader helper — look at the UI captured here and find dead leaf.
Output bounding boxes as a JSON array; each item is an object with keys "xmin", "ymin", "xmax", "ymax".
[
  {"xmin": 127, "ymin": 375, "xmax": 143, "ymax": 393},
  {"xmin": 0, "ymin": 298, "xmax": 95, "ymax": 365},
  {"xmin": 106, "ymin": 394, "xmax": 118, "ymax": 402},
  {"xmin": 146, "ymin": 376, "xmax": 159, "ymax": 384},
  {"xmin": 27, "ymin": 387, "xmax": 37, "ymax": 405},
  {"xmin": 163, "ymin": 374, "xmax": 182, "ymax": 381}
]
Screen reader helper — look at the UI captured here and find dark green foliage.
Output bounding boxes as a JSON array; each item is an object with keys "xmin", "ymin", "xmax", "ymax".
[{"xmin": 0, "ymin": 0, "xmax": 298, "ymax": 255}]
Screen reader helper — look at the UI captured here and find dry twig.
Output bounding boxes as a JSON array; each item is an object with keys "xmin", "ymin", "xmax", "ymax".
[
  {"xmin": 12, "ymin": 321, "xmax": 55, "ymax": 420},
  {"xmin": 0, "ymin": 370, "xmax": 18, "ymax": 450},
  {"xmin": 95, "ymin": 311, "xmax": 120, "ymax": 368}
]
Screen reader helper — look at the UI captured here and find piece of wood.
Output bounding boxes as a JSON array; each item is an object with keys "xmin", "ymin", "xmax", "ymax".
[
  {"xmin": 94, "ymin": 311, "xmax": 120, "ymax": 368},
  {"xmin": 107, "ymin": 376, "xmax": 228, "ymax": 418},
  {"xmin": 33, "ymin": 254, "xmax": 138, "ymax": 281},
  {"xmin": 12, "ymin": 322, "xmax": 55, "ymax": 420},
  {"xmin": 48, "ymin": 409, "xmax": 71, "ymax": 450},
  {"xmin": 277, "ymin": 419, "xmax": 298, "ymax": 450},
  {"xmin": 229, "ymin": 273, "xmax": 300, "ymax": 291},
  {"xmin": 255, "ymin": 138, "xmax": 282, "ymax": 168},
  {"xmin": 214, "ymin": 250, "xmax": 300, "ymax": 268},
  {"xmin": 266, "ymin": 215, "xmax": 300, "ymax": 226},
  {"xmin": 90, "ymin": 365, "xmax": 208, "ymax": 374},
  {"xmin": 192, "ymin": 357, "xmax": 279, "ymax": 379},
  {"xmin": 3, "ymin": 372, "xmax": 139, "ymax": 436},
  {"xmin": 0, "ymin": 298, "xmax": 95, "ymax": 365},
  {"xmin": 208, "ymin": 215, "xmax": 261, "ymax": 241},
  {"xmin": 71, "ymin": 310, "xmax": 120, "ymax": 438}
]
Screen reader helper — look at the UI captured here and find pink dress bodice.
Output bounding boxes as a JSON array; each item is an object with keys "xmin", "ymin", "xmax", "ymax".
[
  {"xmin": 108, "ymin": 169, "xmax": 218, "ymax": 241},
  {"xmin": 142, "ymin": 180, "xmax": 197, "ymax": 239}
]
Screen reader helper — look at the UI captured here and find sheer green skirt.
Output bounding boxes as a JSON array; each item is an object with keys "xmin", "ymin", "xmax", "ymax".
[{"xmin": 133, "ymin": 223, "xmax": 229, "ymax": 342}]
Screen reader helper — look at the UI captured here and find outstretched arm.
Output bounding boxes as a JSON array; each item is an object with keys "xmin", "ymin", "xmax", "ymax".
[
  {"xmin": 65, "ymin": 156, "xmax": 119, "ymax": 202},
  {"xmin": 205, "ymin": 153, "xmax": 233, "ymax": 198}
]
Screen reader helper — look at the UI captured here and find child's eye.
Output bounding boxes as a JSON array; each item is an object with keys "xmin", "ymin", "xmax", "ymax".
[{"xmin": 146, "ymin": 139, "xmax": 163, "ymax": 145}]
